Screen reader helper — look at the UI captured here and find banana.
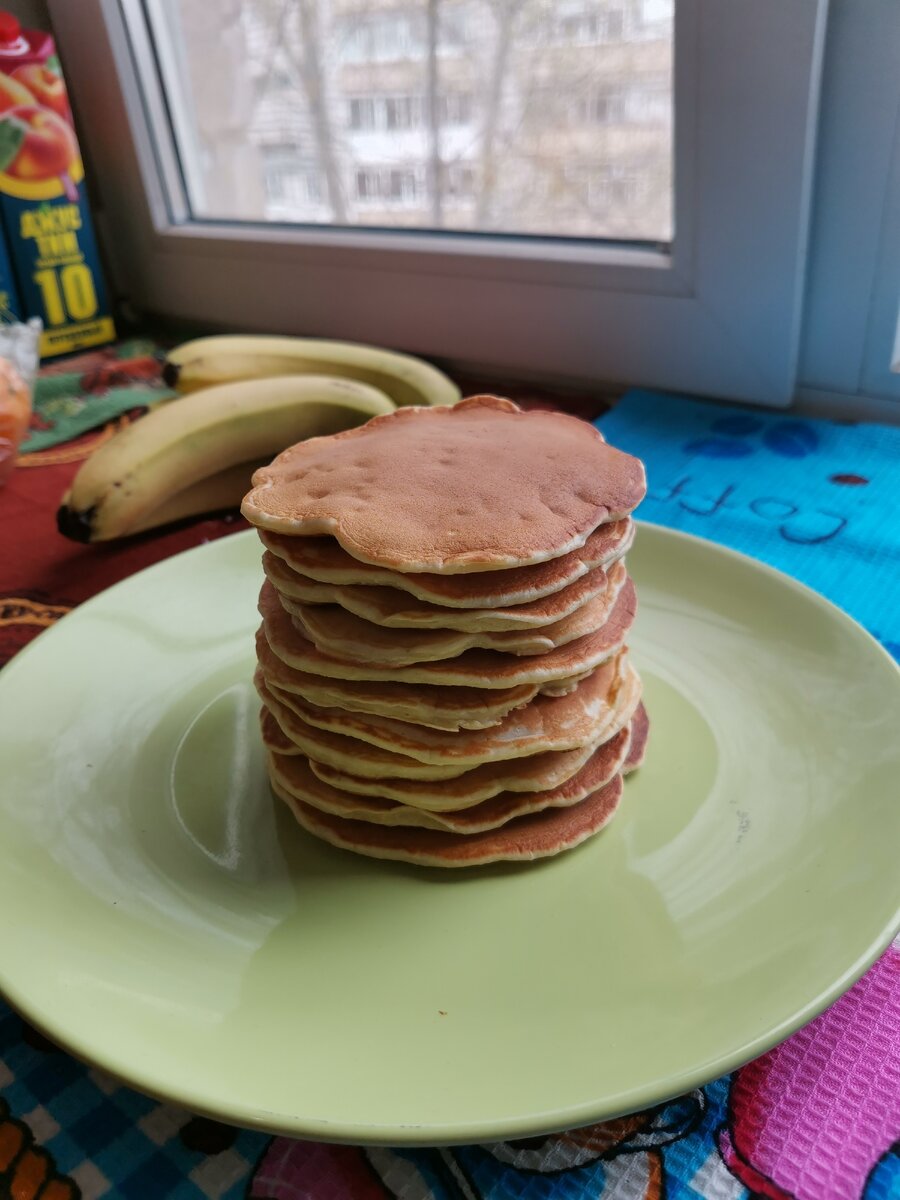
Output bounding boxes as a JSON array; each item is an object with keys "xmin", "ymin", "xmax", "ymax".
[
  {"xmin": 163, "ymin": 334, "xmax": 461, "ymax": 408},
  {"xmin": 129, "ymin": 458, "xmax": 271, "ymax": 534},
  {"xmin": 57, "ymin": 375, "xmax": 394, "ymax": 543}
]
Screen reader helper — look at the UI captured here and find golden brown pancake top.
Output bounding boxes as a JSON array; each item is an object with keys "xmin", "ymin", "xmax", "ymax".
[{"xmin": 242, "ymin": 396, "xmax": 646, "ymax": 572}]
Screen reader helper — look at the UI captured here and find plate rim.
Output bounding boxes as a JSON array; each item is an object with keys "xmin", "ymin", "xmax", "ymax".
[{"xmin": 0, "ymin": 521, "xmax": 898, "ymax": 1145}]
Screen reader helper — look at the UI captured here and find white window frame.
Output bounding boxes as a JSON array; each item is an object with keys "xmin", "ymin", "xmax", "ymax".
[
  {"xmin": 794, "ymin": 0, "xmax": 900, "ymax": 417},
  {"xmin": 52, "ymin": 0, "xmax": 828, "ymax": 407}
]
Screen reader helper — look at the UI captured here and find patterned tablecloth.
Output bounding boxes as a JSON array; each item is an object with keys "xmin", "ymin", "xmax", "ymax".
[{"xmin": 0, "ymin": 346, "xmax": 897, "ymax": 1200}]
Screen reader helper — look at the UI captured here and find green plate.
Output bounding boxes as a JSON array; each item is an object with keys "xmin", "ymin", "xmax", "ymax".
[{"xmin": 0, "ymin": 524, "xmax": 897, "ymax": 1145}]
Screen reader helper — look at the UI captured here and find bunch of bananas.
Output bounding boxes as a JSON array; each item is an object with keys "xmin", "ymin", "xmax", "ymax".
[{"xmin": 57, "ymin": 335, "xmax": 461, "ymax": 543}]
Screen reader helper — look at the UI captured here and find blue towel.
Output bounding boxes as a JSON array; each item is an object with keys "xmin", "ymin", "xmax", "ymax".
[{"xmin": 598, "ymin": 390, "xmax": 900, "ymax": 660}]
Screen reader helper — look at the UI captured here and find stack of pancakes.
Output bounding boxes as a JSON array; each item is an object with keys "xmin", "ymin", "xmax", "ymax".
[{"xmin": 241, "ymin": 396, "xmax": 648, "ymax": 868}]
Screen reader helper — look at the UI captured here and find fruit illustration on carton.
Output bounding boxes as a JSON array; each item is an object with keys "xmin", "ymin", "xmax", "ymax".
[
  {"xmin": 12, "ymin": 62, "xmax": 71, "ymax": 120},
  {"xmin": 0, "ymin": 97, "xmax": 80, "ymax": 187},
  {"xmin": 0, "ymin": 66, "xmax": 34, "ymax": 111},
  {"xmin": 0, "ymin": 11, "xmax": 114, "ymax": 358}
]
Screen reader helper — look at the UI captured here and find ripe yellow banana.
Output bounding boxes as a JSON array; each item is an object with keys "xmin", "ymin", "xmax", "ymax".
[
  {"xmin": 129, "ymin": 458, "xmax": 270, "ymax": 534},
  {"xmin": 163, "ymin": 334, "xmax": 461, "ymax": 408},
  {"xmin": 58, "ymin": 375, "xmax": 394, "ymax": 543}
]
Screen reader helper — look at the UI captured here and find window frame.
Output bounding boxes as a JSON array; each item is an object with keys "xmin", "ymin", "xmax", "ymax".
[
  {"xmin": 795, "ymin": 0, "xmax": 900, "ymax": 416},
  {"xmin": 52, "ymin": 0, "xmax": 827, "ymax": 407}
]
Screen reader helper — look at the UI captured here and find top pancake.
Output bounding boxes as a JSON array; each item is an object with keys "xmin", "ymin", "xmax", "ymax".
[{"xmin": 242, "ymin": 396, "xmax": 646, "ymax": 573}]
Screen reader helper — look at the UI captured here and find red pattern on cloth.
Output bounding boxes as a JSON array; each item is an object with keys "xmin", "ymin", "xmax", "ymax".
[{"xmin": 0, "ymin": 442, "xmax": 241, "ymax": 665}]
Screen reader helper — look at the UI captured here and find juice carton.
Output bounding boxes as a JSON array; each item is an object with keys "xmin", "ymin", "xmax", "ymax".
[
  {"xmin": 0, "ymin": 215, "xmax": 20, "ymax": 318},
  {"xmin": 0, "ymin": 11, "xmax": 114, "ymax": 358}
]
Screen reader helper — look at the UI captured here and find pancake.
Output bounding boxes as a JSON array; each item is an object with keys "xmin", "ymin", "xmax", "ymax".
[
  {"xmin": 260, "ymin": 707, "xmax": 297, "ymax": 756},
  {"xmin": 267, "ymin": 721, "xmax": 632, "ymax": 832},
  {"xmin": 262, "ymin": 551, "xmax": 617, "ymax": 632},
  {"xmin": 242, "ymin": 396, "xmax": 646, "ymax": 571},
  {"xmin": 256, "ymin": 626, "xmax": 539, "ymax": 730},
  {"xmin": 623, "ymin": 701, "xmax": 649, "ymax": 770},
  {"xmin": 260, "ymin": 690, "xmax": 639, "ymax": 808},
  {"xmin": 265, "ymin": 655, "xmax": 638, "ymax": 766},
  {"xmin": 258, "ymin": 663, "xmax": 639, "ymax": 777},
  {"xmin": 272, "ymin": 773, "xmax": 625, "ymax": 867},
  {"xmin": 260, "ymin": 577, "xmax": 637, "ymax": 688},
  {"xmin": 293, "ymin": 716, "xmax": 617, "ymax": 809},
  {"xmin": 539, "ymin": 667, "xmax": 595, "ymax": 696},
  {"xmin": 258, "ymin": 678, "xmax": 480, "ymax": 780},
  {"xmin": 275, "ymin": 711, "xmax": 615, "ymax": 809},
  {"xmin": 260, "ymin": 517, "xmax": 634, "ymax": 608},
  {"xmin": 280, "ymin": 562, "xmax": 627, "ymax": 665},
  {"xmin": 301, "ymin": 702, "xmax": 648, "ymax": 810}
]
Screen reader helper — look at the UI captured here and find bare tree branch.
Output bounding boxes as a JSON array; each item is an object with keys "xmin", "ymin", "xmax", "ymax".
[
  {"xmin": 425, "ymin": 0, "xmax": 443, "ymax": 226},
  {"xmin": 280, "ymin": 0, "xmax": 347, "ymax": 222},
  {"xmin": 250, "ymin": 0, "xmax": 292, "ymax": 115},
  {"xmin": 476, "ymin": 0, "xmax": 523, "ymax": 227}
]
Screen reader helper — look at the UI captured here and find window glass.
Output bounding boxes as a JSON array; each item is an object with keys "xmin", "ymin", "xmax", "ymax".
[{"xmin": 151, "ymin": 0, "xmax": 673, "ymax": 240}]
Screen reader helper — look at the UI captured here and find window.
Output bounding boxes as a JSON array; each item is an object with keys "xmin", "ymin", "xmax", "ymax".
[
  {"xmin": 626, "ymin": 78, "xmax": 670, "ymax": 123},
  {"xmin": 554, "ymin": 5, "xmax": 628, "ymax": 45},
  {"xmin": 385, "ymin": 97, "xmax": 417, "ymax": 130},
  {"xmin": 576, "ymin": 86, "xmax": 625, "ymax": 124},
  {"xmin": 264, "ymin": 155, "xmax": 324, "ymax": 210},
  {"xmin": 348, "ymin": 98, "xmax": 375, "ymax": 132},
  {"xmin": 447, "ymin": 163, "xmax": 476, "ymax": 201},
  {"xmin": 349, "ymin": 95, "xmax": 427, "ymax": 132},
  {"xmin": 572, "ymin": 76, "xmax": 670, "ymax": 126},
  {"xmin": 55, "ymin": 0, "xmax": 890, "ymax": 412},
  {"xmin": 437, "ymin": 93, "xmax": 473, "ymax": 127},
  {"xmin": 440, "ymin": 5, "xmax": 470, "ymax": 50},
  {"xmin": 565, "ymin": 163, "xmax": 637, "ymax": 208},
  {"xmin": 355, "ymin": 167, "xmax": 424, "ymax": 206},
  {"xmin": 340, "ymin": 11, "xmax": 426, "ymax": 63}
]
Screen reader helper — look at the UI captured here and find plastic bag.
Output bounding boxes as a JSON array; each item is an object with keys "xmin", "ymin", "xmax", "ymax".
[{"xmin": 0, "ymin": 316, "xmax": 40, "ymax": 485}]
